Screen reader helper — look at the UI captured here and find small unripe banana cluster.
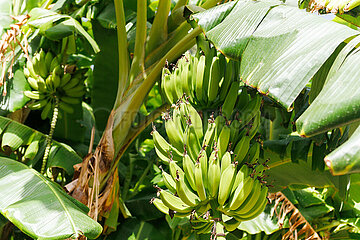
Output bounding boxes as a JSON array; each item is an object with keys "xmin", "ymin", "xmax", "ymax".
[
  {"xmin": 161, "ymin": 50, "xmax": 239, "ymax": 111},
  {"xmin": 151, "ymin": 98, "xmax": 268, "ymax": 235},
  {"xmin": 23, "ymin": 49, "xmax": 85, "ymax": 119}
]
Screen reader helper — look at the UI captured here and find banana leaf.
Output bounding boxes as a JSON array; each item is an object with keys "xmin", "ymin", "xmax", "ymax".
[
  {"xmin": 192, "ymin": 0, "xmax": 358, "ymax": 110},
  {"xmin": 0, "ymin": 157, "xmax": 102, "ymax": 239},
  {"xmin": 263, "ymin": 137, "xmax": 346, "ymax": 192},
  {"xmin": 0, "ymin": 116, "xmax": 81, "ymax": 175},
  {"xmin": 27, "ymin": 8, "xmax": 99, "ymax": 53},
  {"xmin": 296, "ymin": 36, "xmax": 360, "ymax": 137},
  {"xmin": 192, "ymin": 0, "xmax": 360, "ymax": 176}
]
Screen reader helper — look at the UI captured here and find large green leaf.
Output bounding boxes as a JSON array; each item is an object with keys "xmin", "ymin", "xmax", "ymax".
[
  {"xmin": 27, "ymin": 8, "xmax": 99, "ymax": 53},
  {"xmin": 296, "ymin": 37, "xmax": 360, "ymax": 137},
  {"xmin": 0, "ymin": 116, "xmax": 81, "ymax": 175},
  {"xmin": 263, "ymin": 137, "xmax": 344, "ymax": 192},
  {"xmin": 192, "ymin": 0, "xmax": 358, "ymax": 109},
  {"xmin": 0, "ymin": 157, "xmax": 102, "ymax": 239}
]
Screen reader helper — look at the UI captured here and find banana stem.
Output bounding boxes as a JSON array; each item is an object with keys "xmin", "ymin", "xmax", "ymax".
[
  {"xmin": 113, "ymin": 0, "xmax": 130, "ymax": 107},
  {"xmin": 129, "ymin": 0, "xmax": 147, "ymax": 83},
  {"xmin": 40, "ymin": 96, "xmax": 59, "ymax": 175}
]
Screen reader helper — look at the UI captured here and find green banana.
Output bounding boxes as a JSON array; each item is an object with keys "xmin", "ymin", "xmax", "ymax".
[
  {"xmin": 180, "ymin": 59, "xmax": 190, "ymax": 98},
  {"xmin": 152, "ymin": 198, "xmax": 171, "ymax": 215},
  {"xmin": 28, "ymin": 99, "xmax": 48, "ymax": 110},
  {"xmin": 217, "ymin": 125, "xmax": 231, "ymax": 160},
  {"xmin": 173, "ymin": 68, "xmax": 183, "ymax": 101},
  {"xmin": 195, "ymin": 55, "xmax": 206, "ymax": 103},
  {"xmin": 202, "ymin": 119, "xmax": 216, "ymax": 155},
  {"xmin": 231, "ymin": 191, "xmax": 267, "ymax": 221},
  {"xmin": 161, "ymin": 70, "xmax": 173, "ymax": 104},
  {"xmin": 219, "ymin": 59, "xmax": 235, "ymax": 102},
  {"xmin": 161, "ymin": 167, "xmax": 177, "ymax": 193},
  {"xmin": 195, "ymin": 202, "xmax": 210, "ymax": 216},
  {"xmin": 215, "ymin": 115, "xmax": 226, "ymax": 140},
  {"xmin": 38, "ymin": 50, "xmax": 48, "ymax": 78},
  {"xmin": 158, "ymin": 188, "xmax": 193, "ymax": 213},
  {"xmin": 45, "ymin": 75, "xmax": 54, "ymax": 91},
  {"xmin": 32, "ymin": 53, "xmax": 41, "ymax": 76},
  {"xmin": 187, "ymin": 103, "xmax": 203, "ymax": 140},
  {"xmin": 183, "ymin": 154, "xmax": 196, "ymax": 191},
  {"xmin": 175, "ymin": 173, "xmax": 200, "ymax": 207},
  {"xmin": 23, "ymin": 68, "xmax": 31, "ymax": 78},
  {"xmin": 220, "ymin": 151, "xmax": 232, "ymax": 174},
  {"xmin": 169, "ymin": 159, "xmax": 184, "ymax": 180},
  {"xmin": 247, "ymin": 142, "xmax": 260, "ymax": 164},
  {"xmin": 24, "ymin": 91, "xmax": 46, "ymax": 100},
  {"xmin": 228, "ymin": 176, "xmax": 254, "ymax": 211},
  {"xmin": 218, "ymin": 163, "xmax": 236, "ymax": 206},
  {"xmin": 234, "ymin": 184, "xmax": 268, "ymax": 216},
  {"xmin": 233, "ymin": 135, "xmax": 251, "ymax": 165},
  {"xmin": 152, "ymin": 129, "xmax": 183, "ymax": 163},
  {"xmin": 172, "ymin": 105, "xmax": 185, "ymax": 132},
  {"xmin": 52, "ymin": 72, "xmax": 61, "ymax": 89},
  {"xmin": 231, "ymin": 165, "xmax": 249, "ymax": 195},
  {"xmin": 223, "ymin": 217, "xmax": 240, "ymax": 232},
  {"xmin": 44, "ymin": 51, "xmax": 53, "ymax": 71},
  {"xmin": 232, "ymin": 180, "xmax": 261, "ymax": 214},
  {"xmin": 26, "ymin": 60, "xmax": 37, "ymax": 78},
  {"xmin": 27, "ymin": 77, "xmax": 39, "ymax": 90},
  {"xmin": 198, "ymin": 150, "xmax": 208, "ymax": 185},
  {"xmin": 64, "ymin": 83, "xmax": 84, "ymax": 94},
  {"xmin": 190, "ymin": 55, "xmax": 198, "ymax": 101},
  {"xmin": 207, "ymin": 56, "xmax": 221, "ymax": 103},
  {"xmin": 41, "ymin": 101, "xmax": 52, "ymax": 120},
  {"xmin": 230, "ymin": 120, "xmax": 243, "ymax": 145},
  {"xmin": 59, "ymin": 101, "xmax": 74, "ymax": 114},
  {"xmin": 50, "ymin": 56, "xmax": 60, "ymax": 73},
  {"xmin": 236, "ymin": 88, "xmax": 249, "ymax": 111},
  {"xmin": 36, "ymin": 76, "xmax": 47, "ymax": 92},
  {"xmin": 62, "ymin": 76, "xmax": 80, "ymax": 90},
  {"xmin": 60, "ymin": 96, "xmax": 81, "ymax": 105},
  {"xmin": 207, "ymin": 150, "xmax": 221, "ymax": 197},
  {"xmin": 248, "ymin": 111, "xmax": 260, "ymax": 139},
  {"xmin": 65, "ymin": 89, "xmax": 85, "ymax": 98},
  {"xmin": 194, "ymin": 161, "xmax": 207, "ymax": 201},
  {"xmin": 196, "ymin": 221, "xmax": 213, "ymax": 234},
  {"xmin": 240, "ymin": 94, "xmax": 262, "ymax": 125},
  {"xmin": 222, "ymin": 81, "xmax": 239, "ymax": 119},
  {"xmin": 202, "ymin": 48, "xmax": 216, "ymax": 104},
  {"xmin": 165, "ymin": 117, "xmax": 184, "ymax": 151},
  {"xmin": 185, "ymin": 123, "xmax": 201, "ymax": 163}
]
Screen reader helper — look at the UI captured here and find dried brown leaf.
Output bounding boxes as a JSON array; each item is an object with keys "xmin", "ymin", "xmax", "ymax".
[{"xmin": 269, "ymin": 192, "xmax": 322, "ymax": 240}]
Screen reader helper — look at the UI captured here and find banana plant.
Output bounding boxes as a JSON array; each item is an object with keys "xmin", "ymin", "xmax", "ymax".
[{"xmin": 2, "ymin": 0, "xmax": 360, "ymax": 239}]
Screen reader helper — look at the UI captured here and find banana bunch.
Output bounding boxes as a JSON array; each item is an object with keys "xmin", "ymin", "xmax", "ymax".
[
  {"xmin": 152, "ymin": 94, "xmax": 262, "ymax": 165},
  {"xmin": 23, "ymin": 49, "xmax": 85, "ymax": 119},
  {"xmin": 151, "ymin": 98, "xmax": 268, "ymax": 236},
  {"xmin": 161, "ymin": 49, "xmax": 239, "ymax": 110}
]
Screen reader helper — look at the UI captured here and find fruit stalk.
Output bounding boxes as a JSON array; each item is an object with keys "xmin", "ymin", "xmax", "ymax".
[{"xmin": 40, "ymin": 96, "xmax": 59, "ymax": 174}]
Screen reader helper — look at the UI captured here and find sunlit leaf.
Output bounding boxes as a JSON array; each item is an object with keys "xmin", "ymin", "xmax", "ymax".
[{"xmin": 0, "ymin": 157, "xmax": 102, "ymax": 239}]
